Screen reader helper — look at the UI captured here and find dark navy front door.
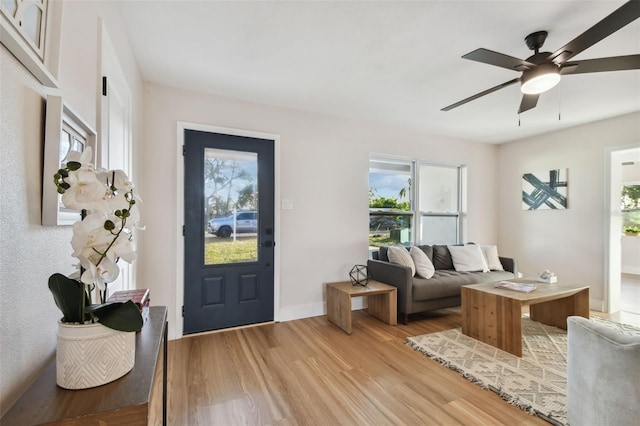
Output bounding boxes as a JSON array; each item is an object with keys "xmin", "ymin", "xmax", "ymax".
[{"xmin": 183, "ymin": 129, "xmax": 275, "ymax": 334}]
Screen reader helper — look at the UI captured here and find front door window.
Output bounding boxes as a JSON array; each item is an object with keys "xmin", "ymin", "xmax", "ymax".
[{"xmin": 204, "ymin": 148, "xmax": 258, "ymax": 265}]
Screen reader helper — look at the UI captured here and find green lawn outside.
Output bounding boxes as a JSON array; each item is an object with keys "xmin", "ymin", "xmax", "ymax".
[
  {"xmin": 369, "ymin": 233, "xmax": 398, "ymax": 247},
  {"xmin": 204, "ymin": 236, "xmax": 258, "ymax": 264}
]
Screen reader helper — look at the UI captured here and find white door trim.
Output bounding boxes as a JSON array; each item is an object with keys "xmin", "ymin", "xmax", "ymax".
[
  {"xmin": 98, "ymin": 20, "xmax": 134, "ymax": 293},
  {"xmin": 604, "ymin": 145, "xmax": 640, "ymax": 313},
  {"xmin": 175, "ymin": 121, "xmax": 281, "ymax": 338}
]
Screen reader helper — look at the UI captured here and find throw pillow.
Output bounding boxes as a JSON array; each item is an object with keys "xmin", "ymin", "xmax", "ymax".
[
  {"xmin": 387, "ymin": 244, "xmax": 416, "ymax": 277},
  {"xmin": 481, "ymin": 245, "xmax": 504, "ymax": 271},
  {"xmin": 410, "ymin": 246, "xmax": 435, "ymax": 279},
  {"xmin": 448, "ymin": 245, "xmax": 489, "ymax": 272},
  {"xmin": 432, "ymin": 245, "xmax": 455, "ymax": 270}
]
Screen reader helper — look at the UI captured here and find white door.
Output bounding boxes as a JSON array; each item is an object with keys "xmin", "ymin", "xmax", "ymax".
[{"xmin": 99, "ymin": 23, "xmax": 133, "ymax": 296}]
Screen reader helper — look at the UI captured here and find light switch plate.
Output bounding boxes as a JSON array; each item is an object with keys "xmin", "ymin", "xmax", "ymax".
[{"xmin": 281, "ymin": 199, "xmax": 294, "ymax": 210}]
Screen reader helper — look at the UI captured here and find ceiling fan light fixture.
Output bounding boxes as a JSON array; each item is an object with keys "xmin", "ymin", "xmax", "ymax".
[{"xmin": 521, "ymin": 63, "xmax": 561, "ymax": 95}]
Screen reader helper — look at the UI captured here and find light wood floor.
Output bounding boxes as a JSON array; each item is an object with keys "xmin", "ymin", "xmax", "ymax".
[{"xmin": 167, "ymin": 309, "xmax": 550, "ymax": 425}]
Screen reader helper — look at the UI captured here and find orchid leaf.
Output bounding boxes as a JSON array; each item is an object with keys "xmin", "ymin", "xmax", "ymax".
[
  {"xmin": 48, "ymin": 273, "xmax": 88, "ymax": 323},
  {"xmin": 88, "ymin": 300, "xmax": 143, "ymax": 332}
]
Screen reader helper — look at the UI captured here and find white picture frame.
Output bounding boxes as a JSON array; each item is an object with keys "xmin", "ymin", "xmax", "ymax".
[
  {"xmin": 0, "ymin": 0, "xmax": 62, "ymax": 87},
  {"xmin": 42, "ymin": 95, "xmax": 97, "ymax": 226}
]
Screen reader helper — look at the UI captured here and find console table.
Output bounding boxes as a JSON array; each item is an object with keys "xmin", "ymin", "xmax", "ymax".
[{"xmin": 1, "ymin": 306, "xmax": 168, "ymax": 426}]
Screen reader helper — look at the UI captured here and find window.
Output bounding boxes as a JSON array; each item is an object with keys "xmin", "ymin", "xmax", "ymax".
[
  {"xmin": 369, "ymin": 157, "xmax": 462, "ymax": 249},
  {"xmin": 369, "ymin": 158, "xmax": 413, "ymax": 247},
  {"xmin": 60, "ymin": 123, "xmax": 86, "ymax": 162},
  {"xmin": 417, "ymin": 163, "xmax": 461, "ymax": 245},
  {"xmin": 622, "ymin": 183, "xmax": 640, "ymax": 233},
  {"xmin": 1, "ymin": 0, "xmax": 47, "ymax": 58},
  {"xmin": 203, "ymin": 148, "xmax": 258, "ymax": 264}
]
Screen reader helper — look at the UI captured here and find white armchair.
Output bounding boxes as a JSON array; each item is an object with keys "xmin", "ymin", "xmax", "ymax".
[{"xmin": 567, "ymin": 316, "xmax": 640, "ymax": 426}]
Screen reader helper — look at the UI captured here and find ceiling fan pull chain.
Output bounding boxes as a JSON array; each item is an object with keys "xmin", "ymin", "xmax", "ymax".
[
  {"xmin": 558, "ymin": 99, "xmax": 561, "ymax": 121},
  {"xmin": 518, "ymin": 113, "xmax": 521, "ymax": 127},
  {"xmin": 558, "ymin": 85, "xmax": 562, "ymax": 121}
]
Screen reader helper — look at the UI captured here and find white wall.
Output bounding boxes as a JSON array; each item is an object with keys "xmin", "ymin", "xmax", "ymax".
[
  {"xmin": 139, "ymin": 83, "xmax": 502, "ymax": 339},
  {"xmin": 0, "ymin": 1, "xmax": 143, "ymax": 415},
  {"xmin": 497, "ymin": 112, "xmax": 640, "ymax": 309}
]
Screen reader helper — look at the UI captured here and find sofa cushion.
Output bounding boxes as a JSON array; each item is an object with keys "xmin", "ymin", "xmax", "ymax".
[
  {"xmin": 388, "ymin": 244, "xmax": 415, "ymax": 276},
  {"xmin": 412, "ymin": 270, "xmax": 515, "ymax": 301},
  {"xmin": 448, "ymin": 245, "xmax": 489, "ymax": 272},
  {"xmin": 378, "ymin": 246, "xmax": 390, "ymax": 262},
  {"xmin": 481, "ymin": 245, "xmax": 504, "ymax": 271},
  {"xmin": 432, "ymin": 245, "xmax": 454, "ymax": 270},
  {"xmin": 416, "ymin": 245, "xmax": 433, "ymax": 261},
  {"xmin": 410, "ymin": 246, "xmax": 435, "ymax": 279}
]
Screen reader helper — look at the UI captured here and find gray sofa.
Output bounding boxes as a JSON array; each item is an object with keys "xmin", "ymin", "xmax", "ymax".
[{"xmin": 367, "ymin": 245, "xmax": 517, "ymax": 324}]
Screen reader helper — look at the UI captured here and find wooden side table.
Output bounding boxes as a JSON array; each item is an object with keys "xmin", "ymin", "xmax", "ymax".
[{"xmin": 326, "ymin": 280, "xmax": 397, "ymax": 334}]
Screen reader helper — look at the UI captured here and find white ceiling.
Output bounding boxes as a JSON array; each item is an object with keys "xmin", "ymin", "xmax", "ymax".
[{"xmin": 119, "ymin": 0, "xmax": 640, "ymax": 144}]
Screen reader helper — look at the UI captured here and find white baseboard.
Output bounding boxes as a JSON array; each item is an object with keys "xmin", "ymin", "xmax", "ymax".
[
  {"xmin": 622, "ymin": 266, "xmax": 640, "ymax": 275},
  {"xmin": 280, "ymin": 297, "xmax": 605, "ymax": 322},
  {"xmin": 277, "ymin": 302, "xmax": 325, "ymax": 322},
  {"xmin": 277, "ymin": 298, "xmax": 366, "ymax": 322}
]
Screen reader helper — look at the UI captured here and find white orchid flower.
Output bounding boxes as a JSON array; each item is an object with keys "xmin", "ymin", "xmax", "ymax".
[
  {"xmin": 61, "ymin": 169, "xmax": 109, "ymax": 212},
  {"xmin": 108, "ymin": 192, "xmax": 133, "ymax": 212},
  {"xmin": 110, "ymin": 170, "xmax": 134, "ymax": 191},
  {"xmin": 70, "ymin": 213, "xmax": 110, "ymax": 257},
  {"xmin": 80, "ymin": 256, "xmax": 120, "ymax": 290},
  {"xmin": 64, "ymin": 146, "xmax": 94, "ymax": 163},
  {"xmin": 55, "ymin": 144, "xmax": 143, "ymax": 302},
  {"xmin": 108, "ymin": 233, "xmax": 137, "ymax": 264}
]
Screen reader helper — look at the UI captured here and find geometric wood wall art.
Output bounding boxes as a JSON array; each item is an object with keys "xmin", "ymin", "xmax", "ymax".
[{"xmin": 522, "ymin": 169, "xmax": 568, "ymax": 210}]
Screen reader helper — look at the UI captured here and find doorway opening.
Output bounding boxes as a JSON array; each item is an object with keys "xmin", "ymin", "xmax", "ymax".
[{"xmin": 606, "ymin": 146, "xmax": 640, "ymax": 319}]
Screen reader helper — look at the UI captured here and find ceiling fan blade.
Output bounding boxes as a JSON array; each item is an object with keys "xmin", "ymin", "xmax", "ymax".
[
  {"xmin": 518, "ymin": 94, "xmax": 539, "ymax": 114},
  {"xmin": 549, "ymin": 1, "xmax": 640, "ymax": 64},
  {"xmin": 462, "ymin": 48, "xmax": 535, "ymax": 71},
  {"xmin": 561, "ymin": 54, "xmax": 640, "ymax": 75},
  {"xmin": 441, "ymin": 78, "xmax": 520, "ymax": 111}
]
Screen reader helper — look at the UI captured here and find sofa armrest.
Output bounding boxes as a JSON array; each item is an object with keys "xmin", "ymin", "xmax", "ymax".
[
  {"xmin": 367, "ymin": 259, "xmax": 412, "ymax": 316},
  {"xmin": 567, "ymin": 316, "xmax": 640, "ymax": 426},
  {"xmin": 499, "ymin": 256, "xmax": 517, "ymax": 276}
]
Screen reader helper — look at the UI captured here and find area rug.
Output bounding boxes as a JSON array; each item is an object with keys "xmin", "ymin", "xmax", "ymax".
[{"xmin": 406, "ymin": 316, "xmax": 640, "ymax": 426}]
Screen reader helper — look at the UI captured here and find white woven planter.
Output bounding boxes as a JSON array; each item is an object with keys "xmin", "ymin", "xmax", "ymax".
[{"xmin": 56, "ymin": 321, "xmax": 135, "ymax": 389}]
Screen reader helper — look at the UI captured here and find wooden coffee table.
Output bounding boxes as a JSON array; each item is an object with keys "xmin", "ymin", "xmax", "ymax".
[
  {"xmin": 461, "ymin": 280, "xmax": 589, "ymax": 356},
  {"xmin": 326, "ymin": 280, "xmax": 397, "ymax": 334}
]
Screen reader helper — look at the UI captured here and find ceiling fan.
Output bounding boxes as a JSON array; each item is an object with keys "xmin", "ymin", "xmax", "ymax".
[{"xmin": 442, "ymin": 0, "xmax": 640, "ymax": 114}]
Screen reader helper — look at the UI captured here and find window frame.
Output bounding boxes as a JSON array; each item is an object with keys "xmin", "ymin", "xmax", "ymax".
[
  {"xmin": 369, "ymin": 156, "xmax": 414, "ymax": 247},
  {"xmin": 621, "ymin": 182, "xmax": 640, "ymax": 232},
  {"xmin": 369, "ymin": 156, "xmax": 463, "ymax": 249},
  {"xmin": 415, "ymin": 162, "xmax": 463, "ymax": 246}
]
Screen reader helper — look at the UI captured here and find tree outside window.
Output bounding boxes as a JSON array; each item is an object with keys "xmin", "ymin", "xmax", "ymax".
[
  {"xmin": 369, "ymin": 159, "xmax": 413, "ymax": 247},
  {"xmin": 622, "ymin": 184, "xmax": 640, "ymax": 234}
]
